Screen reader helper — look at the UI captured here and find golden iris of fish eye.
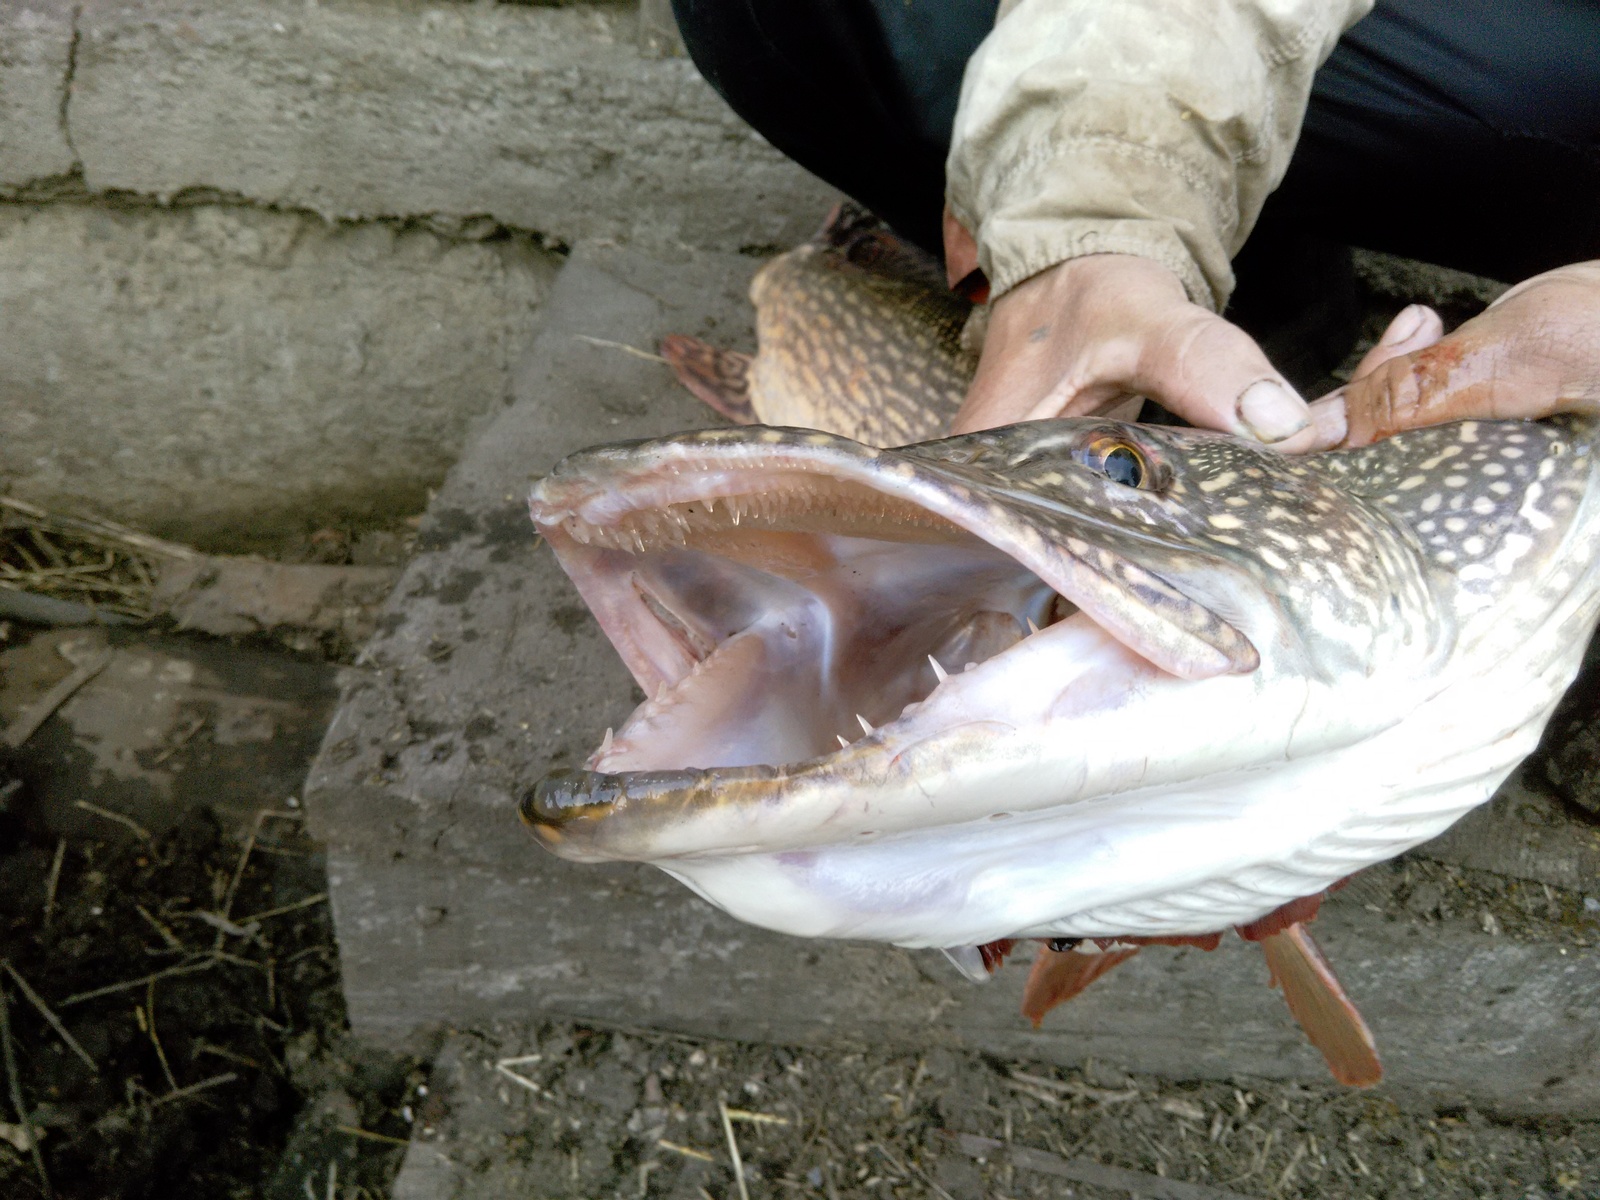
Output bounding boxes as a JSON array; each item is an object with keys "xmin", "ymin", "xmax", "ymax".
[{"xmin": 1078, "ymin": 437, "xmax": 1150, "ymax": 489}]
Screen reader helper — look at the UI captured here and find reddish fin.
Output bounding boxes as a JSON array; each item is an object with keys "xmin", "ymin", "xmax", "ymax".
[
  {"xmin": 1259, "ymin": 923, "xmax": 1383, "ymax": 1088},
  {"xmin": 1235, "ymin": 891, "xmax": 1326, "ymax": 941},
  {"xmin": 1020, "ymin": 944, "xmax": 1140, "ymax": 1027},
  {"xmin": 659, "ymin": 334, "xmax": 755, "ymax": 424},
  {"xmin": 978, "ymin": 938, "xmax": 1019, "ymax": 973}
]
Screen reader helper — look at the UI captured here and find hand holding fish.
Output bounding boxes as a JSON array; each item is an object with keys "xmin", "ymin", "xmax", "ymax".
[
  {"xmin": 948, "ymin": 253, "xmax": 1321, "ymax": 453},
  {"xmin": 1312, "ymin": 261, "xmax": 1600, "ymax": 449}
]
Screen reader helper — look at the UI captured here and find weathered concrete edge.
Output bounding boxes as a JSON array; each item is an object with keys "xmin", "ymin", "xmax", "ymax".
[{"xmin": 321, "ymin": 820, "xmax": 1600, "ymax": 1119}]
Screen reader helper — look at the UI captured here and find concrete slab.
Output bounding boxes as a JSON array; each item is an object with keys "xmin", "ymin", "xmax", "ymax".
[
  {"xmin": 304, "ymin": 245, "xmax": 1600, "ymax": 1118},
  {"xmin": 68, "ymin": 1, "xmax": 836, "ymax": 253},
  {"xmin": 0, "ymin": 3, "xmax": 78, "ymax": 189},
  {"xmin": 3, "ymin": 625, "xmax": 339, "ymax": 841},
  {"xmin": 0, "ymin": 203, "xmax": 557, "ymax": 547}
]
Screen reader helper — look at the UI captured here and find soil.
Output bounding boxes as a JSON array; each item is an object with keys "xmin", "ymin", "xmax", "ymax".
[
  {"xmin": 0, "ymin": 615, "xmax": 424, "ymax": 1200},
  {"xmin": 411, "ymin": 1010, "xmax": 1600, "ymax": 1200},
  {"xmin": 0, "ymin": 796, "xmax": 422, "ymax": 1200}
]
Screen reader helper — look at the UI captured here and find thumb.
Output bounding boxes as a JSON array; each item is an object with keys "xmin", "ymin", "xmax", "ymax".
[
  {"xmin": 1306, "ymin": 305, "xmax": 1444, "ymax": 450},
  {"xmin": 1133, "ymin": 310, "xmax": 1318, "ymax": 453}
]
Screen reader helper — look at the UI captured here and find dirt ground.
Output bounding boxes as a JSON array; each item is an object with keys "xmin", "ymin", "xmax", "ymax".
[{"xmin": 413, "ymin": 1013, "xmax": 1600, "ymax": 1200}]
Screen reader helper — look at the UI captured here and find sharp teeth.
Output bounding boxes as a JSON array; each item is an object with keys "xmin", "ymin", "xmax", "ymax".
[
  {"xmin": 1026, "ymin": 617, "xmax": 1040, "ymax": 635},
  {"xmin": 598, "ymin": 727, "xmax": 614, "ymax": 756},
  {"xmin": 856, "ymin": 714, "xmax": 874, "ymax": 736},
  {"xmin": 928, "ymin": 656, "xmax": 948, "ymax": 683},
  {"xmin": 836, "ymin": 734, "xmax": 850, "ymax": 750},
  {"xmin": 655, "ymin": 682, "xmax": 669, "ymax": 703}
]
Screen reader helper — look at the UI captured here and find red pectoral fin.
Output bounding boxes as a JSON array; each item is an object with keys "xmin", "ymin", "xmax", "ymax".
[
  {"xmin": 1020, "ymin": 944, "xmax": 1140, "ymax": 1027},
  {"xmin": 659, "ymin": 335, "xmax": 755, "ymax": 424},
  {"xmin": 1259, "ymin": 923, "xmax": 1383, "ymax": 1088}
]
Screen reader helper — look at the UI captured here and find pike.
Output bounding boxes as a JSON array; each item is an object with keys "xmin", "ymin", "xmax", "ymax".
[{"xmin": 519, "ymin": 210, "xmax": 1600, "ymax": 1086}]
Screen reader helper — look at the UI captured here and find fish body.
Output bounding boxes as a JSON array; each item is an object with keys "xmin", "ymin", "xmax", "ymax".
[
  {"xmin": 662, "ymin": 204, "xmax": 975, "ymax": 447},
  {"xmin": 525, "ymin": 416, "xmax": 1600, "ymax": 953}
]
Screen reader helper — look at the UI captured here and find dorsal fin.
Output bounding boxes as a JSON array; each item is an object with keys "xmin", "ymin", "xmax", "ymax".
[{"xmin": 659, "ymin": 334, "xmax": 755, "ymax": 424}]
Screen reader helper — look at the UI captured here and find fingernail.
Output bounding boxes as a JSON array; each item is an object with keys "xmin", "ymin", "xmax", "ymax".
[
  {"xmin": 1385, "ymin": 304, "xmax": 1427, "ymax": 346},
  {"xmin": 1237, "ymin": 379, "xmax": 1311, "ymax": 443},
  {"xmin": 1309, "ymin": 393, "xmax": 1348, "ymax": 448}
]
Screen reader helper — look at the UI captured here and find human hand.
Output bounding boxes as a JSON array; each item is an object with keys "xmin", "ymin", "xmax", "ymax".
[
  {"xmin": 1310, "ymin": 262, "xmax": 1600, "ymax": 449},
  {"xmin": 947, "ymin": 253, "xmax": 1319, "ymax": 452}
]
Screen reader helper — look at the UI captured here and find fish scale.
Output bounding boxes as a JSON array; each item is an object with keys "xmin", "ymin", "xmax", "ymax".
[{"xmin": 749, "ymin": 237, "xmax": 975, "ymax": 444}]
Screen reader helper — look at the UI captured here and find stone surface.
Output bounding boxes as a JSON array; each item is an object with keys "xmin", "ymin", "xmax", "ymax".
[
  {"xmin": 0, "ymin": 3, "xmax": 77, "ymax": 190},
  {"xmin": 2, "ymin": 625, "xmax": 338, "ymax": 841},
  {"xmin": 0, "ymin": 203, "xmax": 557, "ymax": 547},
  {"xmin": 1422, "ymin": 773, "xmax": 1600, "ymax": 894},
  {"xmin": 69, "ymin": 0, "xmax": 835, "ymax": 253},
  {"xmin": 304, "ymin": 245, "xmax": 1600, "ymax": 1119}
]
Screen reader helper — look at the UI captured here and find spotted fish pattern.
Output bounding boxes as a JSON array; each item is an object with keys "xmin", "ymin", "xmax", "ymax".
[{"xmin": 662, "ymin": 203, "xmax": 976, "ymax": 447}]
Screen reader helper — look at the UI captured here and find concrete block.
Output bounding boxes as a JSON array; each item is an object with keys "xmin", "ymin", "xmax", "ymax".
[
  {"xmin": 304, "ymin": 244, "xmax": 1600, "ymax": 1117},
  {"xmin": 71, "ymin": 0, "xmax": 836, "ymax": 252},
  {"xmin": 1421, "ymin": 774, "xmax": 1600, "ymax": 895},
  {"xmin": 0, "ymin": 202, "xmax": 557, "ymax": 547},
  {"xmin": 0, "ymin": 3, "xmax": 79, "ymax": 189}
]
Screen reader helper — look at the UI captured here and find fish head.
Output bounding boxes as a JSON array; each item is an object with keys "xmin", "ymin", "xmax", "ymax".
[{"xmin": 521, "ymin": 417, "xmax": 1598, "ymax": 946}]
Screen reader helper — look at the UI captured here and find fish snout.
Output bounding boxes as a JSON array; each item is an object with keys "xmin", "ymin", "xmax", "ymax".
[{"xmin": 520, "ymin": 766, "xmax": 763, "ymax": 861}]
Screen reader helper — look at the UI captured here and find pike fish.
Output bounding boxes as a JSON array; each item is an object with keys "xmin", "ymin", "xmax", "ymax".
[{"xmin": 521, "ymin": 213, "xmax": 1600, "ymax": 1085}]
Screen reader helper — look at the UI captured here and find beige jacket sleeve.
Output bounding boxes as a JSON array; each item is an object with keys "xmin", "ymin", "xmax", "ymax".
[{"xmin": 945, "ymin": 0, "xmax": 1372, "ymax": 310}]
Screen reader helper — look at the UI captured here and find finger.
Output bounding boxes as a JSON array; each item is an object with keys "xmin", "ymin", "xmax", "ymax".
[
  {"xmin": 1331, "ymin": 343, "xmax": 1504, "ymax": 448},
  {"xmin": 942, "ymin": 204, "xmax": 981, "ymax": 293},
  {"xmin": 1348, "ymin": 304, "xmax": 1444, "ymax": 381},
  {"xmin": 1305, "ymin": 306, "xmax": 1443, "ymax": 452},
  {"xmin": 1306, "ymin": 392, "xmax": 1349, "ymax": 451},
  {"xmin": 1130, "ymin": 309, "xmax": 1318, "ymax": 453}
]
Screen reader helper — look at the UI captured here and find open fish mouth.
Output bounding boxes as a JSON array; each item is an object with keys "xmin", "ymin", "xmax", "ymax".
[
  {"xmin": 518, "ymin": 414, "xmax": 1597, "ymax": 956},
  {"xmin": 521, "ymin": 420, "xmax": 1289, "ymax": 868}
]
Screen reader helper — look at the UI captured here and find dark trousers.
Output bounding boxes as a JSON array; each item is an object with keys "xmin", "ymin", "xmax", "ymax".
[{"xmin": 672, "ymin": 0, "xmax": 1600, "ymax": 287}]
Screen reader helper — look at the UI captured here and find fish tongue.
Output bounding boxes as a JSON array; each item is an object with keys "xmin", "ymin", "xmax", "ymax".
[{"xmin": 595, "ymin": 615, "xmax": 832, "ymax": 773}]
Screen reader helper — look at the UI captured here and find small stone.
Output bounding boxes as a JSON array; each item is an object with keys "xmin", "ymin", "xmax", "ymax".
[{"xmin": 1480, "ymin": 911, "xmax": 1502, "ymax": 936}]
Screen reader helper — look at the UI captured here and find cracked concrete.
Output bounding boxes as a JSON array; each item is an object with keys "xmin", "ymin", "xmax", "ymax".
[
  {"xmin": 0, "ymin": 4, "xmax": 79, "ymax": 185},
  {"xmin": 0, "ymin": 0, "xmax": 835, "ymax": 543},
  {"xmin": 1, "ymin": 0, "xmax": 833, "ymax": 251}
]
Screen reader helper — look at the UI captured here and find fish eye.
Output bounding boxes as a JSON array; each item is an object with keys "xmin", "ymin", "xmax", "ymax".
[{"xmin": 1078, "ymin": 438, "xmax": 1151, "ymax": 489}]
